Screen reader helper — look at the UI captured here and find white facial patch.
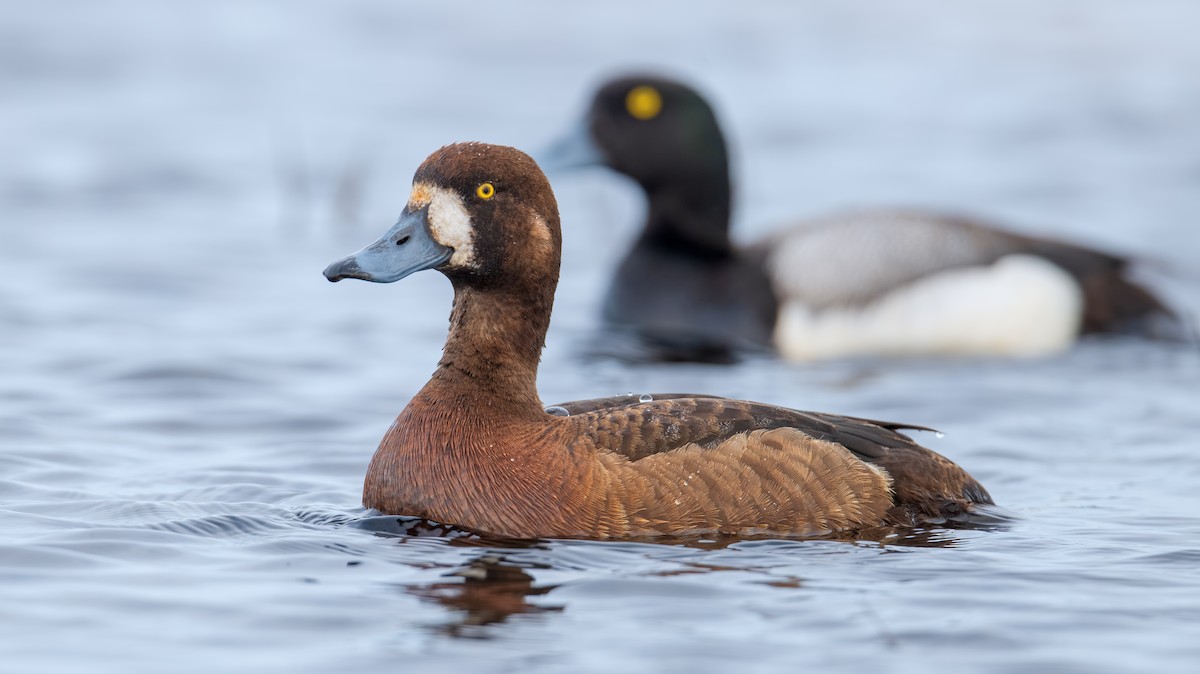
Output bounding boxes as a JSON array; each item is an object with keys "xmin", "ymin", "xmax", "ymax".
[
  {"xmin": 417, "ymin": 182, "xmax": 476, "ymax": 269},
  {"xmin": 773, "ymin": 254, "xmax": 1085, "ymax": 360}
]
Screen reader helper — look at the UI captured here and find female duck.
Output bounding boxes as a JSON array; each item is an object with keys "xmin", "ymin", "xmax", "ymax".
[
  {"xmin": 324, "ymin": 142, "xmax": 992, "ymax": 540},
  {"xmin": 542, "ymin": 75, "xmax": 1179, "ymax": 362}
]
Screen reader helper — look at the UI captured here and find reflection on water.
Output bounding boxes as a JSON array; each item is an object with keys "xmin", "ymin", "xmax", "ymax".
[
  {"xmin": 406, "ymin": 554, "xmax": 562, "ymax": 639},
  {"xmin": 375, "ymin": 514, "xmax": 1008, "ymax": 640},
  {"xmin": 388, "ymin": 531, "xmax": 971, "ymax": 640}
]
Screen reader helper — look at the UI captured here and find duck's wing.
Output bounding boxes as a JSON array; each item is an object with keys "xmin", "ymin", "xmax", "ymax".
[
  {"xmin": 552, "ymin": 394, "xmax": 992, "ymax": 520},
  {"xmin": 550, "ymin": 393, "xmax": 933, "ymax": 460}
]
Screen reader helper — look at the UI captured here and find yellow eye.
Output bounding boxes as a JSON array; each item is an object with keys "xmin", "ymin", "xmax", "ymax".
[
  {"xmin": 625, "ymin": 85, "xmax": 663, "ymax": 120},
  {"xmin": 476, "ymin": 182, "xmax": 495, "ymax": 200}
]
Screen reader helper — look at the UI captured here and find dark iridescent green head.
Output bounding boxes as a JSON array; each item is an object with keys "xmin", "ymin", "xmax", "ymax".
[{"xmin": 585, "ymin": 75, "xmax": 729, "ymax": 188}]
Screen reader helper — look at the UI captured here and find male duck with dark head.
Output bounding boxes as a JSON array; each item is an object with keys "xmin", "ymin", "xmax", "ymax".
[
  {"xmin": 542, "ymin": 74, "xmax": 1181, "ymax": 363},
  {"xmin": 323, "ymin": 142, "xmax": 992, "ymax": 540}
]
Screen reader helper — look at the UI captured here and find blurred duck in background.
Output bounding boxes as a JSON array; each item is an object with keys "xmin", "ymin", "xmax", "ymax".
[{"xmin": 542, "ymin": 74, "xmax": 1181, "ymax": 364}]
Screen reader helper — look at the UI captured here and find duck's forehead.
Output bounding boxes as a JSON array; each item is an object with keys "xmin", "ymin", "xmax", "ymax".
[
  {"xmin": 405, "ymin": 174, "xmax": 482, "ymax": 211},
  {"xmin": 601, "ymin": 76, "xmax": 666, "ymax": 98},
  {"xmin": 415, "ymin": 149, "xmax": 493, "ymax": 187},
  {"xmin": 405, "ymin": 181, "xmax": 464, "ymax": 220},
  {"xmin": 411, "ymin": 142, "xmax": 547, "ymax": 195},
  {"xmin": 597, "ymin": 77, "xmax": 700, "ymax": 110},
  {"xmin": 407, "ymin": 182, "xmax": 434, "ymax": 209}
]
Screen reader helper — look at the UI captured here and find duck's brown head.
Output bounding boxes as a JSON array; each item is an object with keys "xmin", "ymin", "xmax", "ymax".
[{"xmin": 324, "ymin": 142, "xmax": 561, "ymax": 291}]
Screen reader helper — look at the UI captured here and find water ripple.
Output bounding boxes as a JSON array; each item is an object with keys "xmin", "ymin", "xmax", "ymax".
[{"xmin": 4, "ymin": 2, "xmax": 1200, "ymax": 673}]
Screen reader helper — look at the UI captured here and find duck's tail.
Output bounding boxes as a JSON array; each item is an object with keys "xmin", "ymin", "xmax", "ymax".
[{"xmin": 1018, "ymin": 236, "xmax": 1188, "ymax": 341}]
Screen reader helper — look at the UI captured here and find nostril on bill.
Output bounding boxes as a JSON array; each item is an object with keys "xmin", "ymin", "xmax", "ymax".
[{"xmin": 395, "ymin": 235, "xmax": 411, "ymax": 246}]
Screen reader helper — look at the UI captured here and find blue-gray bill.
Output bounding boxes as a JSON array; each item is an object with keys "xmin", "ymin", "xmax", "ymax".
[
  {"xmin": 323, "ymin": 207, "xmax": 452, "ymax": 283},
  {"xmin": 534, "ymin": 120, "xmax": 605, "ymax": 173}
]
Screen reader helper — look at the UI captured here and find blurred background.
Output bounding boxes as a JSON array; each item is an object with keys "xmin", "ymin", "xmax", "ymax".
[
  {"xmin": 5, "ymin": 1, "xmax": 1197, "ymax": 371},
  {"xmin": 3, "ymin": 2, "xmax": 1199, "ymax": 673}
]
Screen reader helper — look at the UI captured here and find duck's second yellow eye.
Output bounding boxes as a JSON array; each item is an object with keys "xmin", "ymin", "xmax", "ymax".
[
  {"xmin": 625, "ymin": 85, "xmax": 663, "ymax": 120},
  {"xmin": 476, "ymin": 182, "xmax": 495, "ymax": 200}
]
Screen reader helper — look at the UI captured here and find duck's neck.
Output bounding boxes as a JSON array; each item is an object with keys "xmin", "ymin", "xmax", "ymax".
[
  {"xmin": 425, "ymin": 279, "xmax": 554, "ymax": 416},
  {"xmin": 641, "ymin": 170, "xmax": 733, "ymax": 258}
]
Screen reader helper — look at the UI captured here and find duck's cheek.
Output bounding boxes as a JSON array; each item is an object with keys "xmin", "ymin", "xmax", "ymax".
[{"xmin": 426, "ymin": 187, "xmax": 477, "ymax": 270}]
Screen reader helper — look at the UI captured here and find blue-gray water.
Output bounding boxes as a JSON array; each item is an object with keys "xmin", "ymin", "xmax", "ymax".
[{"xmin": 3, "ymin": 2, "xmax": 1200, "ymax": 672}]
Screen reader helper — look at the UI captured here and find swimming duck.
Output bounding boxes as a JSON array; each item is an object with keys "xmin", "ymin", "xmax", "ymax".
[
  {"xmin": 323, "ymin": 142, "xmax": 992, "ymax": 539},
  {"xmin": 542, "ymin": 74, "xmax": 1179, "ymax": 362}
]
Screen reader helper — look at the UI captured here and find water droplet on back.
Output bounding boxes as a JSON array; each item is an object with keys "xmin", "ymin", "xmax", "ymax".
[
  {"xmin": 639, "ymin": 393, "xmax": 653, "ymax": 402},
  {"xmin": 544, "ymin": 406, "xmax": 570, "ymax": 417}
]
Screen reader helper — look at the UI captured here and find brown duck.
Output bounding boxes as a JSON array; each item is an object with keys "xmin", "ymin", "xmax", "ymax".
[{"xmin": 323, "ymin": 142, "xmax": 993, "ymax": 540}]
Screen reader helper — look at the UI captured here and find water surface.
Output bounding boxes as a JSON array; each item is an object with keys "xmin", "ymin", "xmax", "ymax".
[{"xmin": 3, "ymin": 2, "xmax": 1200, "ymax": 672}]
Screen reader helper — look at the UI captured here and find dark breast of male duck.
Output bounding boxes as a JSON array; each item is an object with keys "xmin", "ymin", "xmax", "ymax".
[
  {"xmin": 324, "ymin": 141, "xmax": 993, "ymax": 540},
  {"xmin": 541, "ymin": 74, "xmax": 1181, "ymax": 363}
]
